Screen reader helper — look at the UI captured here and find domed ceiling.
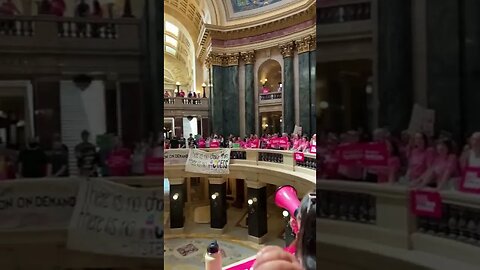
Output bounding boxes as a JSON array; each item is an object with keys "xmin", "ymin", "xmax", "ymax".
[{"xmin": 230, "ymin": 0, "xmax": 284, "ymax": 12}]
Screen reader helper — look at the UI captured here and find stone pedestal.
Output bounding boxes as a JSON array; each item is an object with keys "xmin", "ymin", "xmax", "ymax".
[
  {"xmin": 169, "ymin": 178, "xmax": 185, "ymax": 229},
  {"xmin": 246, "ymin": 181, "xmax": 267, "ymax": 244},
  {"xmin": 209, "ymin": 178, "xmax": 227, "ymax": 230}
]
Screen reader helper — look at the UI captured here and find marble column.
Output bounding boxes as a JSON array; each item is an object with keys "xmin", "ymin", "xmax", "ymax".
[
  {"xmin": 376, "ymin": 0, "xmax": 413, "ymax": 135},
  {"xmin": 169, "ymin": 178, "xmax": 185, "ymax": 230},
  {"xmin": 280, "ymin": 42, "xmax": 295, "ymax": 134},
  {"xmin": 424, "ymin": 0, "xmax": 462, "ymax": 140},
  {"xmin": 232, "ymin": 178, "xmax": 245, "ymax": 208},
  {"xmin": 209, "ymin": 178, "xmax": 227, "ymax": 232},
  {"xmin": 242, "ymin": 51, "xmax": 256, "ymax": 136},
  {"xmin": 211, "ymin": 54, "xmax": 224, "ymax": 136},
  {"xmin": 223, "ymin": 54, "xmax": 240, "ymax": 137},
  {"xmin": 295, "ymin": 36, "xmax": 315, "ymax": 136},
  {"xmin": 246, "ymin": 181, "xmax": 268, "ymax": 244},
  {"xmin": 310, "ymin": 41, "xmax": 317, "ymax": 135}
]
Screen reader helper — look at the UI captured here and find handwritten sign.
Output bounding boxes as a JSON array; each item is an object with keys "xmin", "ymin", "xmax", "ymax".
[
  {"xmin": 363, "ymin": 142, "xmax": 388, "ymax": 166},
  {"xmin": 145, "ymin": 157, "xmax": 164, "ymax": 176},
  {"xmin": 185, "ymin": 149, "xmax": 231, "ymax": 175},
  {"xmin": 0, "ymin": 179, "xmax": 78, "ymax": 230},
  {"xmin": 294, "ymin": 152, "xmax": 305, "ymax": 162},
  {"xmin": 164, "ymin": 149, "xmax": 189, "ymax": 165},
  {"xmin": 410, "ymin": 189, "xmax": 442, "ymax": 218},
  {"xmin": 460, "ymin": 167, "xmax": 480, "ymax": 194},
  {"xmin": 67, "ymin": 179, "xmax": 163, "ymax": 258}
]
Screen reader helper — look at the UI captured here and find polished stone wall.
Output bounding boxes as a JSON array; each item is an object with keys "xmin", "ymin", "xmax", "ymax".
[
  {"xmin": 299, "ymin": 51, "xmax": 312, "ymax": 136},
  {"xmin": 283, "ymin": 57, "xmax": 295, "ymax": 134},
  {"xmin": 223, "ymin": 65, "xmax": 240, "ymax": 136},
  {"xmin": 212, "ymin": 66, "xmax": 225, "ymax": 136},
  {"xmin": 310, "ymin": 50, "xmax": 317, "ymax": 135},
  {"xmin": 245, "ymin": 64, "xmax": 255, "ymax": 136}
]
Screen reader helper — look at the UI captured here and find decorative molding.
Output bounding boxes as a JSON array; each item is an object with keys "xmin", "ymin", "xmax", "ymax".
[
  {"xmin": 224, "ymin": 53, "xmax": 240, "ymax": 66},
  {"xmin": 208, "ymin": 52, "xmax": 224, "ymax": 66},
  {"xmin": 169, "ymin": 178, "xmax": 185, "ymax": 185},
  {"xmin": 209, "ymin": 177, "xmax": 226, "ymax": 185},
  {"xmin": 310, "ymin": 34, "xmax": 317, "ymax": 51},
  {"xmin": 295, "ymin": 35, "xmax": 315, "ymax": 54},
  {"xmin": 279, "ymin": 41, "xmax": 295, "ymax": 58},
  {"xmin": 245, "ymin": 180, "xmax": 266, "ymax": 189},
  {"xmin": 241, "ymin": 51, "xmax": 256, "ymax": 65}
]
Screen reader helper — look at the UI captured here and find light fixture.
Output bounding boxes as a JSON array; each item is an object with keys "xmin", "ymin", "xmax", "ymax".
[
  {"xmin": 247, "ymin": 199, "xmax": 253, "ymax": 205},
  {"xmin": 282, "ymin": 210, "xmax": 289, "ymax": 217},
  {"xmin": 365, "ymin": 84, "xmax": 373, "ymax": 94},
  {"xmin": 176, "ymin": 82, "xmax": 181, "ymax": 86},
  {"xmin": 202, "ymin": 82, "xmax": 207, "ymax": 87},
  {"xmin": 208, "ymin": 83, "xmax": 212, "ymax": 87},
  {"xmin": 211, "ymin": 192, "xmax": 219, "ymax": 200},
  {"xmin": 319, "ymin": 101, "xmax": 329, "ymax": 109},
  {"xmin": 172, "ymin": 193, "xmax": 179, "ymax": 200}
]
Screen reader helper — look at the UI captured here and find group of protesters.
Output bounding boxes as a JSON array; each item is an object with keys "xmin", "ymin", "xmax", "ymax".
[
  {"xmin": 317, "ymin": 127, "xmax": 480, "ymax": 190},
  {"xmin": 164, "ymin": 132, "xmax": 316, "ymax": 153}
]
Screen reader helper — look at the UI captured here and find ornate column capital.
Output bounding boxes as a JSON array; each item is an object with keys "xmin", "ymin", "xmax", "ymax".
[
  {"xmin": 310, "ymin": 34, "xmax": 317, "ymax": 51},
  {"xmin": 208, "ymin": 52, "xmax": 224, "ymax": 66},
  {"xmin": 279, "ymin": 41, "xmax": 295, "ymax": 58},
  {"xmin": 204, "ymin": 56, "xmax": 212, "ymax": 69},
  {"xmin": 241, "ymin": 51, "xmax": 256, "ymax": 65},
  {"xmin": 295, "ymin": 35, "xmax": 315, "ymax": 54},
  {"xmin": 224, "ymin": 53, "xmax": 240, "ymax": 66}
]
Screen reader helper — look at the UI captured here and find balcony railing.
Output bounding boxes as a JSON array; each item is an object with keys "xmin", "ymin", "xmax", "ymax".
[
  {"xmin": 164, "ymin": 97, "xmax": 209, "ymax": 112},
  {"xmin": 0, "ymin": 15, "xmax": 140, "ymax": 51},
  {"xmin": 259, "ymin": 92, "xmax": 282, "ymax": 105},
  {"xmin": 317, "ymin": 1, "xmax": 371, "ymax": 24},
  {"xmin": 317, "ymin": 180, "xmax": 480, "ymax": 268}
]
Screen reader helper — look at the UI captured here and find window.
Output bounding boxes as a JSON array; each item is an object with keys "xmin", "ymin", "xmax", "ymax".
[
  {"xmin": 165, "ymin": 46, "xmax": 176, "ymax": 55},
  {"xmin": 165, "ymin": 35, "xmax": 178, "ymax": 47},
  {"xmin": 165, "ymin": 21, "xmax": 179, "ymax": 36}
]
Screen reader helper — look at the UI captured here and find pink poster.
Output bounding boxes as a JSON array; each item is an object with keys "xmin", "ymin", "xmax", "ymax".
[
  {"xmin": 144, "ymin": 157, "xmax": 164, "ymax": 176},
  {"xmin": 337, "ymin": 143, "xmax": 363, "ymax": 165},
  {"xmin": 459, "ymin": 167, "xmax": 480, "ymax": 194},
  {"xmin": 363, "ymin": 142, "xmax": 388, "ymax": 166},
  {"xmin": 310, "ymin": 145, "xmax": 317, "ymax": 153},
  {"xmin": 198, "ymin": 140, "xmax": 206, "ymax": 148},
  {"xmin": 410, "ymin": 189, "xmax": 442, "ymax": 218},
  {"xmin": 294, "ymin": 152, "xmax": 305, "ymax": 162},
  {"xmin": 270, "ymin": 137, "xmax": 289, "ymax": 149},
  {"xmin": 210, "ymin": 141, "xmax": 220, "ymax": 148}
]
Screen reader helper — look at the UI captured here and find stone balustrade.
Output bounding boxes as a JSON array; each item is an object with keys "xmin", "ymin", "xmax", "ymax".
[
  {"xmin": 317, "ymin": 179, "xmax": 480, "ymax": 268},
  {"xmin": 0, "ymin": 15, "xmax": 140, "ymax": 52},
  {"xmin": 259, "ymin": 92, "xmax": 282, "ymax": 105},
  {"xmin": 317, "ymin": 1, "xmax": 371, "ymax": 24}
]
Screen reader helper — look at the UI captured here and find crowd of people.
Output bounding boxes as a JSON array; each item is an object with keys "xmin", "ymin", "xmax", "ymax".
[
  {"xmin": 165, "ymin": 132, "xmax": 316, "ymax": 153},
  {"xmin": 317, "ymin": 127, "xmax": 480, "ymax": 190},
  {"xmin": 0, "ymin": 130, "xmax": 164, "ymax": 180},
  {"xmin": 0, "ymin": 0, "xmax": 108, "ymax": 17}
]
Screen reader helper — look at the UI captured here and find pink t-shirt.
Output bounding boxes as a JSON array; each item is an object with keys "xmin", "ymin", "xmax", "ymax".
[
  {"xmin": 107, "ymin": 148, "xmax": 131, "ymax": 176},
  {"xmin": 407, "ymin": 148, "xmax": 434, "ymax": 179},
  {"xmin": 431, "ymin": 154, "xmax": 458, "ymax": 179},
  {"xmin": 367, "ymin": 156, "xmax": 401, "ymax": 183}
]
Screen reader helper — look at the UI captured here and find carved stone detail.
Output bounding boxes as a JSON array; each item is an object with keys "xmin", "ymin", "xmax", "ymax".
[
  {"xmin": 295, "ymin": 35, "xmax": 315, "ymax": 54},
  {"xmin": 241, "ymin": 51, "xmax": 256, "ymax": 65},
  {"xmin": 279, "ymin": 41, "xmax": 295, "ymax": 58},
  {"xmin": 224, "ymin": 53, "xmax": 240, "ymax": 66}
]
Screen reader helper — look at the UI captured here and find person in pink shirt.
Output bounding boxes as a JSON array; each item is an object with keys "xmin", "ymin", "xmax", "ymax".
[
  {"xmin": 364, "ymin": 139, "xmax": 401, "ymax": 183},
  {"xmin": 106, "ymin": 138, "xmax": 131, "ymax": 176},
  {"xmin": 198, "ymin": 136, "xmax": 206, "ymax": 148},
  {"xmin": 262, "ymin": 85, "xmax": 269, "ymax": 94},
  {"xmin": 405, "ymin": 132, "xmax": 434, "ymax": 182},
  {"xmin": 321, "ymin": 135, "xmax": 340, "ymax": 179},
  {"xmin": 292, "ymin": 134, "xmax": 301, "ymax": 151},
  {"xmin": 298, "ymin": 136, "xmax": 310, "ymax": 152},
  {"xmin": 460, "ymin": 132, "xmax": 480, "ymax": 171},
  {"xmin": 415, "ymin": 139, "xmax": 458, "ymax": 189}
]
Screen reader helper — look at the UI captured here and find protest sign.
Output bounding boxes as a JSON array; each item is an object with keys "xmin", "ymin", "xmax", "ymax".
[
  {"xmin": 67, "ymin": 179, "xmax": 163, "ymax": 258},
  {"xmin": 337, "ymin": 143, "xmax": 363, "ymax": 165},
  {"xmin": 293, "ymin": 125, "xmax": 303, "ymax": 136},
  {"xmin": 145, "ymin": 157, "xmax": 164, "ymax": 175},
  {"xmin": 363, "ymin": 142, "xmax": 389, "ymax": 166},
  {"xmin": 310, "ymin": 144, "xmax": 317, "ymax": 153},
  {"xmin": 164, "ymin": 149, "xmax": 189, "ymax": 165},
  {"xmin": 232, "ymin": 143, "xmax": 241, "ymax": 149},
  {"xmin": 294, "ymin": 152, "xmax": 305, "ymax": 162},
  {"xmin": 210, "ymin": 141, "xmax": 220, "ymax": 148},
  {"xmin": 185, "ymin": 149, "xmax": 231, "ymax": 175},
  {"xmin": 270, "ymin": 137, "xmax": 289, "ymax": 149},
  {"xmin": 408, "ymin": 104, "xmax": 436, "ymax": 137},
  {"xmin": 459, "ymin": 167, "xmax": 480, "ymax": 194},
  {"xmin": 410, "ymin": 189, "xmax": 442, "ymax": 218},
  {"xmin": 0, "ymin": 178, "xmax": 78, "ymax": 230}
]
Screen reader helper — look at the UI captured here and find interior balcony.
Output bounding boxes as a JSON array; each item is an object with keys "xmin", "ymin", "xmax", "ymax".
[
  {"xmin": 164, "ymin": 97, "xmax": 209, "ymax": 118},
  {"xmin": 0, "ymin": 15, "xmax": 140, "ymax": 53}
]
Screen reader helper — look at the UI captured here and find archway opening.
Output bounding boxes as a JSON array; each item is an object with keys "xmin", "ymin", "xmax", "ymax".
[{"xmin": 257, "ymin": 59, "xmax": 282, "ymax": 93}]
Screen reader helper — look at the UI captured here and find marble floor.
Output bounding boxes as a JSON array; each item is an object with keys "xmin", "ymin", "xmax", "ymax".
[{"xmin": 164, "ymin": 199, "xmax": 287, "ymax": 269}]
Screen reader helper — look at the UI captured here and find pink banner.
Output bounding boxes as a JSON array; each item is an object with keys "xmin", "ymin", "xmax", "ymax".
[
  {"xmin": 294, "ymin": 152, "xmax": 305, "ymax": 162},
  {"xmin": 363, "ymin": 142, "xmax": 388, "ymax": 166},
  {"xmin": 144, "ymin": 157, "xmax": 164, "ymax": 176},
  {"xmin": 410, "ymin": 189, "xmax": 442, "ymax": 218},
  {"xmin": 460, "ymin": 167, "xmax": 480, "ymax": 194},
  {"xmin": 270, "ymin": 137, "xmax": 289, "ymax": 149},
  {"xmin": 210, "ymin": 141, "xmax": 220, "ymax": 148},
  {"xmin": 337, "ymin": 143, "xmax": 363, "ymax": 165},
  {"xmin": 310, "ymin": 144, "xmax": 316, "ymax": 153}
]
